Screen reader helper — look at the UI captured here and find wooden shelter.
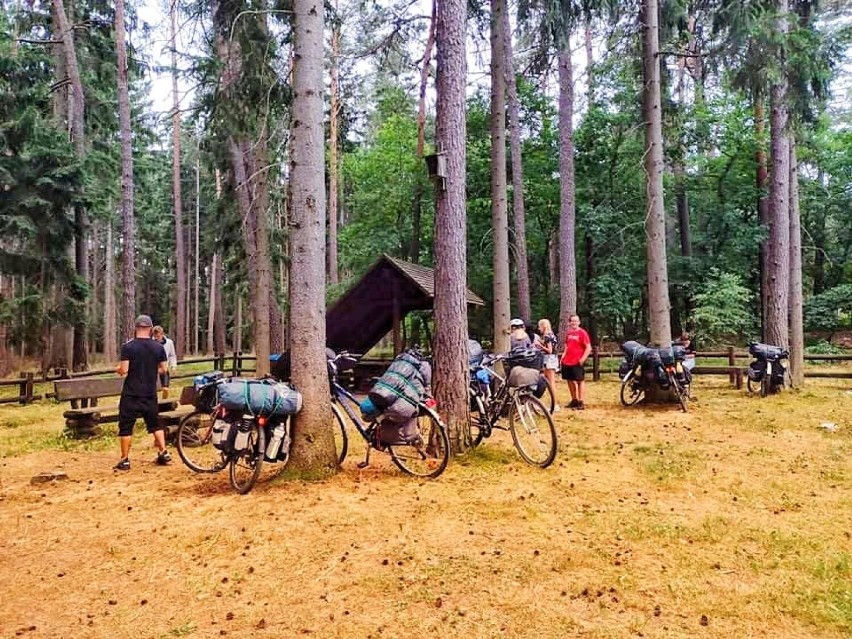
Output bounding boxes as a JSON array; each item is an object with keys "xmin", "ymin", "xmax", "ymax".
[{"xmin": 326, "ymin": 255, "xmax": 485, "ymax": 356}]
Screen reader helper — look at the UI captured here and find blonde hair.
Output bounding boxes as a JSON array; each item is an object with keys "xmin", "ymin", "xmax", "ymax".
[{"xmin": 538, "ymin": 318, "xmax": 553, "ymax": 334}]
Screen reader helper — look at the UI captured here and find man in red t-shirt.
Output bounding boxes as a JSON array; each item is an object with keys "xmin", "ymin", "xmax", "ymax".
[{"xmin": 560, "ymin": 314, "xmax": 592, "ymax": 409}]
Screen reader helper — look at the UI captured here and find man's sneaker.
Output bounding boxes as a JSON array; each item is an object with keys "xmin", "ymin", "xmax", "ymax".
[
  {"xmin": 156, "ymin": 450, "xmax": 172, "ymax": 466},
  {"xmin": 577, "ymin": 401, "xmax": 586, "ymax": 410},
  {"xmin": 568, "ymin": 399, "xmax": 579, "ymax": 409},
  {"xmin": 553, "ymin": 404, "xmax": 561, "ymax": 413},
  {"xmin": 114, "ymin": 458, "xmax": 130, "ymax": 471}
]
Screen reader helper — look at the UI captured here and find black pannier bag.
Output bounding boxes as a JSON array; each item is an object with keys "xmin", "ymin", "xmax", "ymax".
[
  {"xmin": 618, "ymin": 358, "xmax": 632, "ymax": 378},
  {"xmin": 749, "ymin": 342, "xmax": 789, "ymax": 361},
  {"xmin": 505, "ymin": 346, "xmax": 544, "ymax": 371}
]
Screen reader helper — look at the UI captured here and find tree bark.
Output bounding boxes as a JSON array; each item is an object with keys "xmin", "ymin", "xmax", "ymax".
[
  {"xmin": 104, "ymin": 221, "xmax": 117, "ymax": 361},
  {"xmin": 288, "ymin": 0, "xmax": 336, "ymax": 474},
  {"xmin": 433, "ymin": 0, "xmax": 470, "ymax": 451},
  {"xmin": 502, "ymin": 5, "xmax": 530, "ymax": 324},
  {"xmin": 171, "ymin": 4, "xmax": 187, "ymax": 358},
  {"xmin": 52, "ymin": 0, "xmax": 88, "ymax": 370},
  {"xmin": 557, "ymin": 46, "xmax": 578, "ymax": 341},
  {"xmin": 490, "ymin": 0, "xmax": 511, "ymax": 352},
  {"xmin": 766, "ymin": 61, "xmax": 790, "ymax": 348},
  {"xmin": 417, "ymin": 0, "xmax": 437, "ymax": 158},
  {"xmin": 755, "ymin": 98, "xmax": 770, "ymax": 339},
  {"xmin": 788, "ymin": 141, "xmax": 804, "ymax": 387},
  {"xmin": 641, "ymin": 0, "xmax": 672, "ymax": 346},
  {"xmin": 116, "ymin": 0, "xmax": 136, "ymax": 346},
  {"xmin": 328, "ymin": 2, "xmax": 341, "ymax": 287}
]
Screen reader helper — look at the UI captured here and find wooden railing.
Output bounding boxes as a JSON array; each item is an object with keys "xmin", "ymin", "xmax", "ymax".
[{"xmin": 2, "ymin": 348, "xmax": 850, "ymax": 406}]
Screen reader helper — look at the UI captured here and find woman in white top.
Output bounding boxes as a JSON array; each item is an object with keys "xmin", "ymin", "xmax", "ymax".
[
  {"xmin": 152, "ymin": 326, "xmax": 177, "ymax": 397},
  {"xmin": 534, "ymin": 318, "xmax": 560, "ymax": 411}
]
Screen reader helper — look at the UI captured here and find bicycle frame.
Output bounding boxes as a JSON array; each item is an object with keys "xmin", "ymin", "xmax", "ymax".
[{"xmin": 472, "ymin": 355, "xmax": 533, "ymax": 430}]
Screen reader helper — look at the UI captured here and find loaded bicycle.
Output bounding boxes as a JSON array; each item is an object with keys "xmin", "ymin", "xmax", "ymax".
[
  {"xmin": 175, "ymin": 373, "xmax": 309, "ymax": 494},
  {"xmin": 619, "ymin": 341, "xmax": 691, "ymax": 413},
  {"xmin": 746, "ymin": 342, "xmax": 789, "ymax": 397},
  {"xmin": 467, "ymin": 352, "xmax": 557, "ymax": 467},
  {"xmin": 327, "ymin": 349, "xmax": 450, "ymax": 478}
]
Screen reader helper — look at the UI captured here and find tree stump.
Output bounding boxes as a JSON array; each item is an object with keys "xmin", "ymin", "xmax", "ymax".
[{"xmin": 65, "ymin": 417, "xmax": 102, "ymax": 439}]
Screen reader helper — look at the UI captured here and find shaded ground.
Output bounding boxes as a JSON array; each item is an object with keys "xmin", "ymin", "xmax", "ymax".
[{"xmin": 1, "ymin": 375, "xmax": 851, "ymax": 639}]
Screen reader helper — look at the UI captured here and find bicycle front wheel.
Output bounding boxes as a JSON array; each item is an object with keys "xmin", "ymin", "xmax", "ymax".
[
  {"xmin": 176, "ymin": 410, "xmax": 227, "ymax": 473},
  {"xmin": 669, "ymin": 373, "xmax": 688, "ymax": 413},
  {"xmin": 388, "ymin": 407, "xmax": 450, "ymax": 479},
  {"xmin": 620, "ymin": 370, "xmax": 644, "ymax": 406},
  {"xmin": 229, "ymin": 422, "xmax": 265, "ymax": 494},
  {"xmin": 331, "ymin": 402, "xmax": 349, "ymax": 465},
  {"xmin": 509, "ymin": 394, "xmax": 557, "ymax": 468}
]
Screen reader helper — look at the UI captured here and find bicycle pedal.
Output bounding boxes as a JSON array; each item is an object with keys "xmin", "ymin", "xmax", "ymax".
[{"xmin": 357, "ymin": 460, "xmax": 370, "ymax": 469}]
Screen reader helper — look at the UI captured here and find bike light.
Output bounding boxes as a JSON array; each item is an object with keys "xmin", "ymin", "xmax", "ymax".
[{"xmin": 258, "ymin": 416, "xmax": 268, "ymax": 426}]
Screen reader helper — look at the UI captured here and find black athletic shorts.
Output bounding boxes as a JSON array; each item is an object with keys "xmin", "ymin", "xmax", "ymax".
[
  {"xmin": 561, "ymin": 364, "xmax": 585, "ymax": 382},
  {"xmin": 117, "ymin": 395, "xmax": 161, "ymax": 436}
]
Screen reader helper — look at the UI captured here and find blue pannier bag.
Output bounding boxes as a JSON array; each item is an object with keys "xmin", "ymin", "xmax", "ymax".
[{"xmin": 218, "ymin": 378, "xmax": 303, "ymax": 417}]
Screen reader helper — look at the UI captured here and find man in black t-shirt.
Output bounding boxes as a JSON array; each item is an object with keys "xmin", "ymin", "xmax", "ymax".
[{"xmin": 114, "ymin": 315, "xmax": 169, "ymax": 471}]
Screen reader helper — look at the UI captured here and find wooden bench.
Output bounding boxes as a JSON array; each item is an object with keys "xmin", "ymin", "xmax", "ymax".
[
  {"xmin": 54, "ymin": 377, "xmax": 178, "ymax": 438},
  {"xmin": 157, "ymin": 385, "xmax": 199, "ymax": 441}
]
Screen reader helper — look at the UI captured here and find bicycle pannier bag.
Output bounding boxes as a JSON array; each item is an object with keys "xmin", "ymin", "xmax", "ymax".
[
  {"xmin": 506, "ymin": 347, "xmax": 543, "ymax": 371},
  {"xmin": 377, "ymin": 416, "xmax": 419, "ymax": 445},
  {"xmin": 218, "ymin": 379, "xmax": 303, "ymax": 417},
  {"xmin": 507, "ymin": 366, "xmax": 540, "ymax": 388},
  {"xmin": 211, "ymin": 417, "xmax": 235, "ymax": 452}
]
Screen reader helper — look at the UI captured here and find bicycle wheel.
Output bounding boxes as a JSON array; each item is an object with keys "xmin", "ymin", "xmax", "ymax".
[
  {"xmin": 669, "ymin": 373, "xmax": 688, "ymax": 413},
  {"xmin": 176, "ymin": 410, "xmax": 227, "ymax": 473},
  {"xmin": 229, "ymin": 422, "xmax": 265, "ymax": 494},
  {"xmin": 330, "ymin": 402, "xmax": 349, "ymax": 465},
  {"xmin": 388, "ymin": 407, "xmax": 450, "ymax": 479},
  {"xmin": 509, "ymin": 394, "xmax": 557, "ymax": 468},
  {"xmin": 620, "ymin": 370, "xmax": 644, "ymax": 406},
  {"xmin": 760, "ymin": 362, "xmax": 771, "ymax": 398},
  {"xmin": 467, "ymin": 389, "xmax": 487, "ymax": 447},
  {"xmin": 747, "ymin": 375, "xmax": 759, "ymax": 394}
]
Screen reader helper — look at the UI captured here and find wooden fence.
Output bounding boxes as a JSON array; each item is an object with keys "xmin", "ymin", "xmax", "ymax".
[{"xmin": 2, "ymin": 349, "xmax": 850, "ymax": 406}]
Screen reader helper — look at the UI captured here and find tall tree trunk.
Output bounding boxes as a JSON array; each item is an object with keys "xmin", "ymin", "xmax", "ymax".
[
  {"xmin": 417, "ymin": 0, "xmax": 437, "ymax": 158},
  {"xmin": 53, "ymin": 0, "xmax": 88, "ymax": 370},
  {"xmin": 103, "ymin": 222, "xmax": 117, "ymax": 361},
  {"xmin": 674, "ymin": 64, "xmax": 691, "ymax": 259},
  {"xmin": 194, "ymin": 151, "xmax": 200, "ymax": 354},
  {"xmin": 433, "ymin": 0, "xmax": 469, "ymax": 450},
  {"xmin": 584, "ymin": 17, "xmax": 594, "ymax": 104},
  {"xmin": 171, "ymin": 4, "xmax": 187, "ymax": 358},
  {"xmin": 584, "ymin": 233, "xmax": 597, "ymax": 344},
  {"xmin": 755, "ymin": 98, "xmax": 770, "ymax": 339},
  {"xmin": 502, "ymin": 5, "xmax": 530, "ymax": 323},
  {"xmin": 288, "ymin": 0, "xmax": 335, "ymax": 474},
  {"xmin": 557, "ymin": 46, "xmax": 578, "ymax": 341},
  {"xmin": 328, "ymin": 3, "xmax": 341, "ymax": 287},
  {"xmin": 641, "ymin": 0, "xmax": 672, "ymax": 346},
  {"xmin": 0, "ymin": 276, "xmax": 10, "ymax": 377},
  {"xmin": 765, "ymin": 53, "xmax": 790, "ymax": 348},
  {"xmin": 207, "ymin": 252, "xmax": 218, "ymax": 355},
  {"xmin": 490, "ymin": 0, "xmax": 511, "ymax": 351},
  {"xmin": 812, "ymin": 171, "xmax": 826, "ymax": 295},
  {"xmin": 788, "ymin": 141, "xmax": 804, "ymax": 387},
  {"xmin": 116, "ymin": 0, "xmax": 136, "ymax": 345}
]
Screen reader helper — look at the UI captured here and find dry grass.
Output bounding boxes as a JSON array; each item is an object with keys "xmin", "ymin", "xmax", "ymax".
[{"xmin": 0, "ymin": 375, "xmax": 850, "ymax": 639}]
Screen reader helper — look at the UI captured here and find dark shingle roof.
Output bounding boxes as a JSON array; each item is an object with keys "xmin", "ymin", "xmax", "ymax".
[{"xmin": 326, "ymin": 254, "xmax": 484, "ymax": 355}]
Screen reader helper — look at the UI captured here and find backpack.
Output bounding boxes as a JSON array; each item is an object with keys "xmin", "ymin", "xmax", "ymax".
[{"xmin": 367, "ymin": 350, "xmax": 431, "ymax": 421}]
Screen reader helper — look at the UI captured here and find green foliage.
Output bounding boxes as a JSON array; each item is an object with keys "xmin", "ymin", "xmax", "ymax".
[
  {"xmin": 804, "ymin": 340, "xmax": 847, "ymax": 356},
  {"xmin": 692, "ymin": 269, "xmax": 755, "ymax": 344},
  {"xmin": 804, "ymin": 285, "xmax": 852, "ymax": 333}
]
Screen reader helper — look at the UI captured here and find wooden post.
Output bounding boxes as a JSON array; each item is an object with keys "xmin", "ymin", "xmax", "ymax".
[
  {"xmin": 727, "ymin": 346, "xmax": 736, "ymax": 385},
  {"xmin": 592, "ymin": 345, "xmax": 600, "ymax": 381},
  {"xmin": 232, "ymin": 351, "xmax": 240, "ymax": 376}
]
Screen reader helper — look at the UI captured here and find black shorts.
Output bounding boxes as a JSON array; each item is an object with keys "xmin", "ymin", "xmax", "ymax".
[
  {"xmin": 561, "ymin": 364, "xmax": 585, "ymax": 381},
  {"xmin": 117, "ymin": 395, "xmax": 162, "ymax": 436}
]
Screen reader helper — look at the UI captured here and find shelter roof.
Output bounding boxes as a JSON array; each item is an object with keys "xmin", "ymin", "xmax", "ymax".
[{"xmin": 326, "ymin": 254, "xmax": 484, "ymax": 355}]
